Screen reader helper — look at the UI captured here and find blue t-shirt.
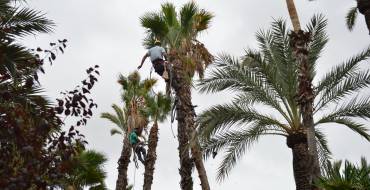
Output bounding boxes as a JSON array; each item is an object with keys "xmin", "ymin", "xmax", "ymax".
[{"xmin": 148, "ymin": 46, "xmax": 166, "ymax": 62}]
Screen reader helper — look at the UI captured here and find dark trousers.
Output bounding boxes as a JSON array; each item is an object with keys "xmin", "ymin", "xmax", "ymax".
[{"xmin": 134, "ymin": 144, "xmax": 146, "ymax": 164}]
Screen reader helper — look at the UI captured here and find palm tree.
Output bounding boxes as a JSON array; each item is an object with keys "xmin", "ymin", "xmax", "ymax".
[
  {"xmin": 284, "ymin": 0, "xmax": 321, "ymax": 184},
  {"xmin": 140, "ymin": 2, "xmax": 213, "ymax": 189},
  {"xmin": 0, "ymin": 0, "xmax": 54, "ymax": 76},
  {"xmin": 316, "ymin": 158, "xmax": 370, "ymax": 190},
  {"xmin": 197, "ymin": 16, "xmax": 370, "ymax": 190},
  {"xmin": 101, "ymin": 104, "xmax": 131, "ymax": 190},
  {"xmin": 61, "ymin": 150, "xmax": 108, "ymax": 190},
  {"xmin": 141, "ymin": 92, "xmax": 171, "ymax": 190},
  {"xmin": 102, "ymin": 71, "xmax": 155, "ymax": 190},
  {"xmin": 346, "ymin": 0, "xmax": 370, "ymax": 34}
]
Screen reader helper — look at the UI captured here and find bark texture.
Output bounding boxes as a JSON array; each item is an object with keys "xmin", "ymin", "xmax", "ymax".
[
  {"xmin": 143, "ymin": 122, "xmax": 159, "ymax": 190},
  {"xmin": 115, "ymin": 136, "xmax": 132, "ymax": 190},
  {"xmin": 172, "ymin": 59, "xmax": 194, "ymax": 190},
  {"xmin": 287, "ymin": 132, "xmax": 311, "ymax": 190},
  {"xmin": 290, "ymin": 30, "xmax": 321, "ymax": 188},
  {"xmin": 358, "ymin": 0, "xmax": 370, "ymax": 34},
  {"xmin": 191, "ymin": 141, "xmax": 210, "ymax": 190}
]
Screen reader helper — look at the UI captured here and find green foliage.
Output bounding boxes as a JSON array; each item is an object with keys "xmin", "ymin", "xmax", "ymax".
[
  {"xmin": 140, "ymin": 1, "xmax": 214, "ymax": 79},
  {"xmin": 61, "ymin": 150, "xmax": 108, "ymax": 190},
  {"xmin": 346, "ymin": 6, "xmax": 359, "ymax": 31},
  {"xmin": 101, "ymin": 104, "xmax": 127, "ymax": 136},
  {"xmin": 316, "ymin": 158, "xmax": 370, "ymax": 190},
  {"xmin": 197, "ymin": 15, "xmax": 370, "ymax": 180},
  {"xmin": 141, "ymin": 92, "xmax": 172, "ymax": 123}
]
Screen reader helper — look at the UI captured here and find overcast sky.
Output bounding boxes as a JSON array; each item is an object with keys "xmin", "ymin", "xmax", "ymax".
[{"xmin": 23, "ymin": 0, "xmax": 370, "ymax": 189}]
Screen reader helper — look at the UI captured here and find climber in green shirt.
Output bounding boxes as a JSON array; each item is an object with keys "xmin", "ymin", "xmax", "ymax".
[{"xmin": 129, "ymin": 128, "xmax": 146, "ymax": 165}]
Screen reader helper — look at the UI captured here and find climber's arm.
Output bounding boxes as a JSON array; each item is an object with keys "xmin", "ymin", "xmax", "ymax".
[{"xmin": 138, "ymin": 53, "xmax": 149, "ymax": 69}]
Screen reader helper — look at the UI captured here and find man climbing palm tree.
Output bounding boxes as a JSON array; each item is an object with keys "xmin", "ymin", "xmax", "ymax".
[
  {"xmin": 129, "ymin": 127, "xmax": 147, "ymax": 165},
  {"xmin": 138, "ymin": 40, "xmax": 169, "ymax": 81}
]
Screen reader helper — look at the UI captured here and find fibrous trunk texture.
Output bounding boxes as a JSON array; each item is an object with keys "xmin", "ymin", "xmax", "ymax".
[
  {"xmin": 143, "ymin": 122, "xmax": 159, "ymax": 190},
  {"xmin": 290, "ymin": 30, "xmax": 321, "ymax": 189},
  {"xmin": 115, "ymin": 136, "xmax": 132, "ymax": 190},
  {"xmin": 172, "ymin": 60, "xmax": 194, "ymax": 190},
  {"xmin": 287, "ymin": 132, "xmax": 311, "ymax": 190},
  {"xmin": 191, "ymin": 141, "xmax": 211, "ymax": 190},
  {"xmin": 357, "ymin": 0, "xmax": 370, "ymax": 34},
  {"xmin": 170, "ymin": 55, "xmax": 210, "ymax": 190}
]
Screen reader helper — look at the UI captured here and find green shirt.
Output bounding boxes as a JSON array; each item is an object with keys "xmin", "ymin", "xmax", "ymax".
[{"xmin": 129, "ymin": 132, "xmax": 138, "ymax": 145}]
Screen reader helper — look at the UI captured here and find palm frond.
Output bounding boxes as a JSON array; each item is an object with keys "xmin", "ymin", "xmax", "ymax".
[
  {"xmin": 161, "ymin": 2, "xmax": 179, "ymax": 28},
  {"xmin": 316, "ymin": 46, "xmax": 370, "ymax": 105},
  {"xmin": 179, "ymin": 1, "xmax": 197, "ymax": 36},
  {"xmin": 201, "ymin": 124, "xmax": 284, "ymax": 181},
  {"xmin": 1, "ymin": 7, "xmax": 54, "ymax": 37},
  {"xmin": 100, "ymin": 113, "xmax": 122, "ymax": 130},
  {"xmin": 316, "ymin": 113, "xmax": 370, "ymax": 141},
  {"xmin": 346, "ymin": 6, "xmax": 358, "ymax": 31},
  {"xmin": 315, "ymin": 71, "xmax": 370, "ymax": 112},
  {"xmin": 315, "ymin": 129, "xmax": 332, "ymax": 173},
  {"xmin": 194, "ymin": 9, "xmax": 214, "ymax": 32},
  {"xmin": 110, "ymin": 128, "xmax": 123, "ymax": 136},
  {"xmin": 306, "ymin": 14, "xmax": 328, "ymax": 76},
  {"xmin": 140, "ymin": 11, "xmax": 168, "ymax": 40},
  {"xmin": 197, "ymin": 103, "xmax": 289, "ymax": 140}
]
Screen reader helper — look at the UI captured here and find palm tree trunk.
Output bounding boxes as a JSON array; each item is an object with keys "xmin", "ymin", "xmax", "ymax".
[
  {"xmin": 285, "ymin": 0, "xmax": 301, "ymax": 31},
  {"xmin": 191, "ymin": 141, "xmax": 211, "ymax": 190},
  {"xmin": 171, "ymin": 59, "xmax": 194, "ymax": 190},
  {"xmin": 285, "ymin": 0, "xmax": 321, "ymax": 187},
  {"xmin": 287, "ymin": 132, "xmax": 311, "ymax": 190},
  {"xmin": 143, "ymin": 121, "xmax": 159, "ymax": 190},
  {"xmin": 357, "ymin": 0, "xmax": 370, "ymax": 34},
  {"xmin": 116, "ymin": 136, "xmax": 132, "ymax": 190},
  {"xmin": 291, "ymin": 31, "xmax": 321, "ymax": 187}
]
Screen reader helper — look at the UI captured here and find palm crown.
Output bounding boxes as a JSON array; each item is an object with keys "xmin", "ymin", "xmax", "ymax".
[
  {"xmin": 197, "ymin": 15, "xmax": 370, "ymax": 180},
  {"xmin": 316, "ymin": 158, "xmax": 370, "ymax": 190},
  {"xmin": 140, "ymin": 1, "xmax": 214, "ymax": 79}
]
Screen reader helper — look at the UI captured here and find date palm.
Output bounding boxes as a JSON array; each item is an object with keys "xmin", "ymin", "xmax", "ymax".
[
  {"xmin": 0, "ymin": 0, "xmax": 53, "ymax": 77},
  {"xmin": 140, "ymin": 2, "xmax": 213, "ymax": 190},
  {"xmin": 141, "ymin": 92, "xmax": 171, "ymax": 190},
  {"xmin": 316, "ymin": 158, "xmax": 370, "ymax": 190},
  {"xmin": 285, "ymin": 0, "xmax": 321, "ymax": 185},
  {"xmin": 197, "ymin": 16, "xmax": 370, "ymax": 190},
  {"xmin": 346, "ymin": 0, "xmax": 370, "ymax": 34},
  {"xmin": 102, "ymin": 71, "xmax": 156, "ymax": 190}
]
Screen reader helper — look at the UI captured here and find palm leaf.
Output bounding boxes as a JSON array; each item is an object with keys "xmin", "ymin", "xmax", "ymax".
[{"xmin": 346, "ymin": 6, "xmax": 358, "ymax": 31}]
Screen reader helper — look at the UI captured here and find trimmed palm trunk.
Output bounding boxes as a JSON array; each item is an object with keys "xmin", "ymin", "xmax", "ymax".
[
  {"xmin": 287, "ymin": 131, "xmax": 311, "ymax": 190},
  {"xmin": 116, "ymin": 136, "xmax": 132, "ymax": 190},
  {"xmin": 143, "ymin": 121, "xmax": 159, "ymax": 190},
  {"xmin": 170, "ymin": 55, "xmax": 211, "ymax": 190},
  {"xmin": 191, "ymin": 140, "xmax": 211, "ymax": 190},
  {"xmin": 290, "ymin": 30, "xmax": 321, "ymax": 186},
  {"xmin": 357, "ymin": 0, "xmax": 370, "ymax": 34},
  {"xmin": 285, "ymin": 0, "xmax": 321, "ymax": 187},
  {"xmin": 172, "ymin": 59, "xmax": 194, "ymax": 190}
]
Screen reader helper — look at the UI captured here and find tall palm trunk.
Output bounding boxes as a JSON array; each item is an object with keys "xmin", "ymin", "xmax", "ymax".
[
  {"xmin": 143, "ymin": 121, "xmax": 159, "ymax": 190},
  {"xmin": 285, "ymin": 0, "xmax": 321, "ymax": 187},
  {"xmin": 170, "ymin": 56, "xmax": 211, "ymax": 190},
  {"xmin": 191, "ymin": 140, "xmax": 211, "ymax": 190},
  {"xmin": 172, "ymin": 59, "xmax": 194, "ymax": 190},
  {"xmin": 357, "ymin": 0, "xmax": 370, "ymax": 34},
  {"xmin": 116, "ymin": 136, "xmax": 132, "ymax": 190},
  {"xmin": 287, "ymin": 131, "xmax": 311, "ymax": 190}
]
